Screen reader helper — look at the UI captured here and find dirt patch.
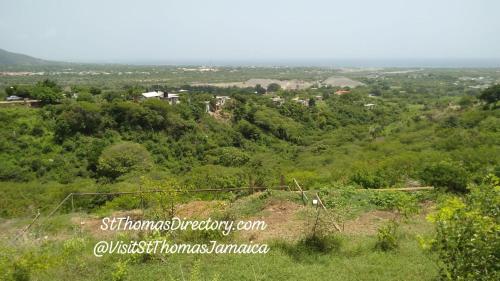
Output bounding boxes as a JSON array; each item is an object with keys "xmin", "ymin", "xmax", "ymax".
[
  {"xmin": 342, "ymin": 210, "xmax": 397, "ymax": 235},
  {"xmin": 322, "ymin": 76, "xmax": 365, "ymax": 87},
  {"xmin": 0, "ymin": 218, "xmax": 22, "ymax": 240},
  {"xmin": 194, "ymin": 78, "xmax": 313, "ymax": 90},
  {"xmin": 240, "ymin": 199, "xmax": 307, "ymax": 242},
  {"xmin": 175, "ymin": 200, "xmax": 227, "ymax": 219}
]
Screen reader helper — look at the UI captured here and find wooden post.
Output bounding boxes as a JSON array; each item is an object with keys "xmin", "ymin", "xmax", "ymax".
[
  {"xmin": 293, "ymin": 178, "xmax": 308, "ymax": 205},
  {"xmin": 315, "ymin": 193, "xmax": 342, "ymax": 232}
]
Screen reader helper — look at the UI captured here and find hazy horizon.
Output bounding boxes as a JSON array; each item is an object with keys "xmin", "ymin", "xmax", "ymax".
[{"xmin": 1, "ymin": 0, "xmax": 500, "ymax": 67}]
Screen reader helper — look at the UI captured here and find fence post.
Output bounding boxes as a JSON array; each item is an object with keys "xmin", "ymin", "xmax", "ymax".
[
  {"xmin": 315, "ymin": 192, "xmax": 342, "ymax": 232},
  {"xmin": 293, "ymin": 178, "xmax": 308, "ymax": 205}
]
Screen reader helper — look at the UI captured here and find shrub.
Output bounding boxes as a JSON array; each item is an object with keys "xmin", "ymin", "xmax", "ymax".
[
  {"xmin": 97, "ymin": 142, "xmax": 152, "ymax": 180},
  {"xmin": 206, "ymin": 147, "xmax": 250, "ymax": 167},
  {"xmin": 427, "ymin": 175, "xmax": 500, "ymax": 280},
  {"xmin": 375, "ymin": 220, "xmax": 399, "ymax": 251},
  {"xmin": 12, "ymin": 260, "xmax": 30, "ymax": 281},
  {"xmin": 183, "ymin": 165, "xmax": 246, "ymax": 189},
  {"xmin": 111, "ymin": 260, "xmax": 128, "ymax": 281},
  {"xmin": 420, "ymin": 161, "xmax": 469, "ymax": 192},
  {"xmin": 274, "ymin": 233, "xmax": 342, "ymax": 260},
  {"xmin": 350, "ymin": 170, "xmax": 386, "ymax": 189},
  {"xmin": 368, "ymin": 192, "xmax": 419, "ymax": 217}
]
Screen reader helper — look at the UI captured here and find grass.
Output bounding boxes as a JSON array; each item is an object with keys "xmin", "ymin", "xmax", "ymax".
[
  {"xmin": 25, "ymin": 233, "xmax": 436, "ymax": 281},
  {"xmin": 1, "ymin": 190, "xmax": 439, "ymax": 281}
]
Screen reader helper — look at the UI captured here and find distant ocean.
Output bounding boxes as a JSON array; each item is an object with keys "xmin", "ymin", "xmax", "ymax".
[{"xmin": 123, "ymin": 58, "xmax": 500, "ymax": 68}]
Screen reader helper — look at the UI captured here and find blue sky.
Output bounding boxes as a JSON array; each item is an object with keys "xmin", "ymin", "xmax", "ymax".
[{"xmin": 0, "ymin": 0, "xmax": 499, "ymax": 64}]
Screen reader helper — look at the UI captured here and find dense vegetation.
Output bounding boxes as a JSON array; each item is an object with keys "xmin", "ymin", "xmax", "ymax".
[{"xmin": 1, "ymin": 66, "xmax": 499, "ymax": 280}]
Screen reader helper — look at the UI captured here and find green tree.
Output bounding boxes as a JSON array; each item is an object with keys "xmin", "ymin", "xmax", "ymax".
[
  {"xmin": 55, "ymin": 102, "xmax": 103, "ymax": 141},
  {"xmin": 89, "ymin": 86, "xmax": 102, "ymax": 96},
  {"xmin": 479, "ymin": 84, "xmax": 500, "ymax": 108},
  {"xmin": 255, "ymin": 84, "xmax": 266, "ymax": 94},
  {"xmin": 267, "ymin": 83, "xmax": 281, "ymax": 92},
  {"xmin": 97, "ymin": 142, "xmax": 152, "ymax": 180},
  {"xmin": 31, "ymin": 85, "xmax": 62, "ymax": 104}
]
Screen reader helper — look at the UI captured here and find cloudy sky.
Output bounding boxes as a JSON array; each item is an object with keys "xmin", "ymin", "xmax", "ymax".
[{"xmin": 0, "ymin": 0, "xmax": 499, "ymax": 65}]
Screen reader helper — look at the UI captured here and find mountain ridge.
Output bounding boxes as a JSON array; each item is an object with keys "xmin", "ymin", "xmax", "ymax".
[{"xmin": 0, "ymin": 48, "xmax": 56, "ymax": 65}]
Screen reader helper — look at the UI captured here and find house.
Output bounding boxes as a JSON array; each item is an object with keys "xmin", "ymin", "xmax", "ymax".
[
  {"xmin": 292, "ymin": 97, "xmax": 308, "ymax": 106},
  {"xmin": 315, "ymin": 95, "xmax": 323, "ymax": 101},
  {"xmin": 271, "ymin": 96, "xmax": 284, "ymax": 106},
  {"xmin": 141, "ymin": 91, "xmax": 164, "ymax": 99},
  {"xmin": 335, "ymin": 90, "xmax": 350, "ymax": 95},
  {"xmin": 214, "ymin": 96, "xmax": 231, "ymax": 110},
  {"xmin": 364, "ymin": 103, "xmax": 375, "ymax": 109},
  {"xmin": 165, "ymin": 93, "xmax": 180, "ymax": 105}
]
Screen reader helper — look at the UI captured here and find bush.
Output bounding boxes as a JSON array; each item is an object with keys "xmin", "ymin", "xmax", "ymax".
[
  {"xmin": 206, "ymin": 147, "xmax": 250, "ymax": 167},
  {"xmin": 274, "ymin": 233, "xmax": 342, "ymax": 261},
  {"xmin": 97, "ymin": 142, "xmax": 152, "ymax": 180},
  {"xmin": 183, "ymin": 165, "xmax": 246, "ymax": 189},
  {"xmin": 420, "ymin": 161, "xmax": 469, "ymax": 192},
  {"xmin": 111, "ymin": 260, "xmax": 128, "ymax": 281},
  {"xmin": 350, "ymin": 170, "xmax": 387, "ymax": 189},
  {"xmin": 375, "ymin": 220, "xmax": 399, "ymax": 251},
  {"xmin": 54, "ymin": 102, "xmax": 103, "ymax": 141},
  {"xmin": 368, "ymin": 192, "xmax": 419, "ymax": 217},
  {"xmin": 427, "ymin": 175, "xmax": 500, "ymax": 281}
]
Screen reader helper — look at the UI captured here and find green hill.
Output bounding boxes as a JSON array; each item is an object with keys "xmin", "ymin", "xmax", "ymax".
[{"xmin": 0, "ymin": 48, "xmax": 54, "ymax": 65}]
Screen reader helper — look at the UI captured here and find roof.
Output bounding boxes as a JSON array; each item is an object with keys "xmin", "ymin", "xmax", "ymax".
[
  {"xmin": 167, "ymin": 93, "xmax": 179, "ymax": 98},
  {"xmin": 141, "ymin": 91, "xmax": 164, "ymax": 98}
]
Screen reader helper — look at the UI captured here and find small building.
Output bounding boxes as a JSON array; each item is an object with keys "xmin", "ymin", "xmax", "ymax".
[
  {"xmin": 214, "ymin": 96, "xmax": 231, "ymax": 110},
  {"xmin": 271, "ymin": 96, "xmax": 284, "ymax": 106},
  {"xmin": 141, "ymin": 91, "xmax": 164, "ymax": 99},
  {"xmin": 315, "ymin": 95, "xmax": 323, "ymax": 101},
  {"xmin": 292, "ymin": 97, "xmax": 308, "ymax": 106},
  {"xmin": 166, "ymin": 93, "xmax": 180, "ymax": 105},
  {"xmin": 364, "ymin": 103, "xmax": 375, "ymax": 109}
]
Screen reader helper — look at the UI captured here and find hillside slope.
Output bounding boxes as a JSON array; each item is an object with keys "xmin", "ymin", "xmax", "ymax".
[{"xmin": 0, "ymin": 48, "xmax": 53, "ymax": 65}]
